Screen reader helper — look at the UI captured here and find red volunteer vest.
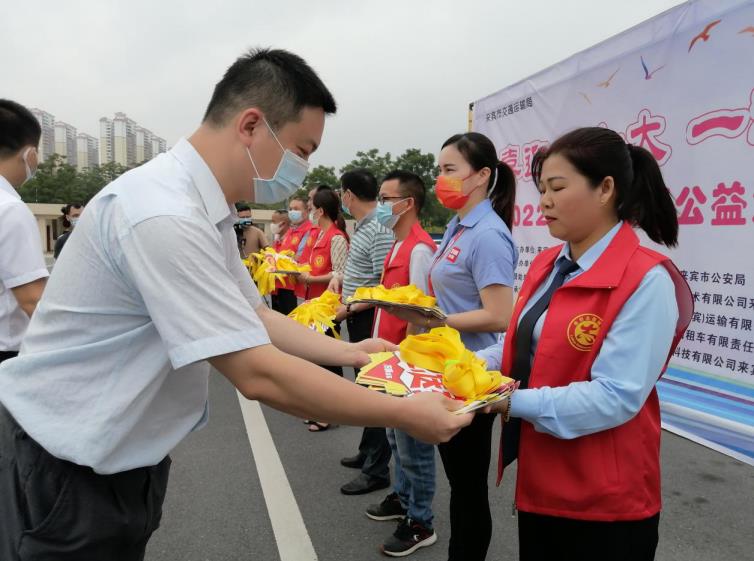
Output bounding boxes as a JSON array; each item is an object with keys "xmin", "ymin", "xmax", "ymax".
[
  {"xmin": 296, "ymin": 223, "xmax": 318, "ymax": 298},
  {"xmin": 500, "ymin": 223, "xmax": 692, "ymax": 521},
  {"xmin": 306, "ymin": 223, "xmax": 347, "ymax": 300},
  {"xmin": 375, "ymin": 222, "xmax": 437, "ymax": 344},
  {"xmin": 277, "ymin": 221, "xmax": 315, "ymax": 294}
]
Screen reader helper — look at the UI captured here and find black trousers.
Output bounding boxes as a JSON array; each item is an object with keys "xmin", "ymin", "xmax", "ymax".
[
  {"xmin": 438, "ymin": 411, "xmax": 496, "ymax": 561},
  {"xmin": 0, "ymin": 351, "xmax": 18, "ymax": 364},
  {"xmin": 271, "ymin": 288, "xmax": 298, "ymax": 316},
  {"xmin": 0, "ymin": 405, "xmax": 171, "ymax": 561},
  {"xmin": 518, "ymin": 511, "xmax": 660, "ymax": 561},
  {"xmin": 346, "ymin": 308, "xmax": 391, "ymax": 481}
]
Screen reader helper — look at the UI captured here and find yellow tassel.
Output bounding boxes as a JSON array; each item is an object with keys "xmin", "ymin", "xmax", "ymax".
[
  {"xmin": 399, "ymin": 326, "xmax": 512, "ymax": 400},
  {"xmin": 246, "ymin": 247, "xmax": 311, "ymax": 296},
  {"xmin": 288, "ymin": 290, "xmax": 341, "ymax": 337}
]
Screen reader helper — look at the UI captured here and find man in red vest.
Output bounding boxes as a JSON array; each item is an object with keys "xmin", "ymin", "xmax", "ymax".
[
  {"xmin": 270, "ymin": 209, "xmax": 290, "ymax": 251},
  {"xmin": 365, "ymin": 171, "xmax": 440, "ymax": 558}
]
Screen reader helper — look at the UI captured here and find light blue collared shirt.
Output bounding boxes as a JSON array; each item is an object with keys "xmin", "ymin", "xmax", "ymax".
[
  {"xmin": 477, "ymin": 222, "xmax": 679, "ymax": 439},
  {"xmin": 0, "ymin": 139, "xmax": 271, "ymax": 473},
  {"xmin": 430, "ymin": 199, "xmax": 517, "ymax": 351}
]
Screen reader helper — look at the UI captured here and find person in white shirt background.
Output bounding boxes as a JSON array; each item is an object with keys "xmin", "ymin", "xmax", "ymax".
[
  {"xmin": 0, "ymin": 99, "xmax": 49, "ymax": 365},
  {"xmin": 0, "ymin": 49, "xmax": 471, "ymax": 560}
]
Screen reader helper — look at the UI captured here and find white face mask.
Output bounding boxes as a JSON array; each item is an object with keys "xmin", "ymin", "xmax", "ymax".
[
  {"xmin": 270, "ymin": 223, "xmax": 281, "ymax": 235},
  {"xmin": 22, "ymin": 147, "xmax": 37, "ymax": 185},
  {"xmin": 245, "ymin": 118, "xmax": 310, "ymax": 204},
  {"xmin": 69, "ymin": 217, "xmax": 79, "ymax": 228}
]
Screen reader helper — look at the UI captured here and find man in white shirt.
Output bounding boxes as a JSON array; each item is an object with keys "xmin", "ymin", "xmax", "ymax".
[
  {"xmin": 0, "ymin": 50, "xmax": 470, "ymax": 560},
  {"xmin": 0, "ymin": 100, "xmax": 48, "ymax": 364}
]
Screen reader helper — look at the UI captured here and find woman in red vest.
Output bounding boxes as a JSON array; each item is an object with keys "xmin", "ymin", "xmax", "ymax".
[
  {"xmin": 299, "ymin": 187, "xmax": 349, "ymax": 431},
  {"xmin": 300, "ymin": 188, "xmax": 348, "ymax": 300},
  {"xmin": 272, "ymin": 197, "xmax": 315, "ymax": 315},
  {"xmin": 479, "ymin": 127, "xmax": 693, "ymax": 561}
]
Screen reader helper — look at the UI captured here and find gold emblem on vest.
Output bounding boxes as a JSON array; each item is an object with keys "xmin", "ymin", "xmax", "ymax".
[
  {"xmin": 314, "ymin": 255, "xmax": 325, "ymax": 268},
  {"xmin": 567, "ymin": 313, "xmax": 602, "ymax": 352}
]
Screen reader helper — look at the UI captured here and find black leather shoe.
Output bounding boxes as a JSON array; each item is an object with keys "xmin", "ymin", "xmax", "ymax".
[
  {"xmin": 340, "ymin": 473, "xmax": 390, "ymax": 495},
  {"xmin": 340, "ymin": 453, "xmax": 366, "ymax": 469}
]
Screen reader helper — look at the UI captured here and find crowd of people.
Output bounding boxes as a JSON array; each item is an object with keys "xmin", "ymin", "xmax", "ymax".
[{"xmin": 0, "ymin": 46, "xmax": 691, "ymax": 561}]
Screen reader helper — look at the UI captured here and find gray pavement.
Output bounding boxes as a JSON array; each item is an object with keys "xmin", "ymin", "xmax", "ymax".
[{"xmin": 146, "ymin": 372, "xmax": 753, "ymax": 561}]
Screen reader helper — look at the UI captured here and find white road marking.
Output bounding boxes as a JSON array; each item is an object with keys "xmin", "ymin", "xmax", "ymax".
[{"xmin": 236, "ymin": 393, "xmax": 318, "ymax": 560}]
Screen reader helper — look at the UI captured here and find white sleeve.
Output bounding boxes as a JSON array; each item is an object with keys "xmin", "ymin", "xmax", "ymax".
[
  {"xmin": 0, "ymin": 202, "xmax": 49, "ymax": 288},
  {"xmin": 408, "ymin": 243, "xmax": 434, "ymax": 294},
  {"xmin": 227, "ymin": 231, "xmax": 266, "ymax": 310},
  {"xmin": 118, "ymin": 215, "xmax": 270, "ymax": 369}
]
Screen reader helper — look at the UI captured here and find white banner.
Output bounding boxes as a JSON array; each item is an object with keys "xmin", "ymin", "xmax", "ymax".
[{"xmin": 473, "ymin": 0, "xmax": 754, "ymax": 464}]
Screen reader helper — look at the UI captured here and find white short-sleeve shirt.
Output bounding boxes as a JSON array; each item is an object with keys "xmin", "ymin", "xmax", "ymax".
[
  {"xmin": 0, "ymin": 139, "xmax": 270, "ymax": 473},
  {"xmin": 0, "ymin": 176, "xmax": 49, "ymax": 352}
]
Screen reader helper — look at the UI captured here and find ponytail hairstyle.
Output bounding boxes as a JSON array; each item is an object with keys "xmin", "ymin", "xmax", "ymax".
[
  {"xmin": 441, "ymin": 132, "xmax": 516, "ymax": 230},
  {"xmin": 60, "ymin": 202, "xmax": 83, "ymax": 228},
  {"xmin": 530, "ymin": 127, "xmax": 678, "ymax": 247},
  {"xmin": 313, "ymin": 186, "xmax": 349, "ymax": 242}
]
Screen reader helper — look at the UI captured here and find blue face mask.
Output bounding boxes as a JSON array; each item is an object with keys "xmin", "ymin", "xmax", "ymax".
[
  {"xmin": 246, "ymin": 118, "xmax": 310, "ymax": 204},
  {"xmin": 288, "ymin": 210, "xmax": 303, "ymax": 224},
  {"xmin": 340, "ymin": 191, "xmax": 350, "ymax": 216},
  {"xmin": 374, "ymin": 199, "xmax": 409, "ymax": 230}
]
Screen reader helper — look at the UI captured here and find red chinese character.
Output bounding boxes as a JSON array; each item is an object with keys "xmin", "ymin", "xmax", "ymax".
[
  {"xmin": 405, "ymin": 371, "xmax": 444, "ymax": 392},
  {"xmin": 521, "ymin": 140, "xmax": 548, "ymax": 181},
  {"xmin": 499, "ymin": 144, "xmax": 522, "ymax": 178},
  {"xmin": 686, "ymin": 88, "xmax": 754, "ymax": 146},
  {"xmin": 626, "ymin": 109, "xmax": 672, "ymax": 165},
  {"xmin": 711, "ymin": 181, "xmax": 747, "ymax": 225},
  {"xmin": 675, "ymin": 186, "xmax": 707, "ymax": 225}
]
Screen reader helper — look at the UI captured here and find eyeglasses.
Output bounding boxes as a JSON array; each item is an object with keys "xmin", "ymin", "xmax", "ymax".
[{"xmin": 377, "ymin": 195, "xmax": 408, "ymax": 204}]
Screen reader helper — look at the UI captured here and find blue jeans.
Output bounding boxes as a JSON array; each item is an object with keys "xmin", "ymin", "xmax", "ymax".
[{"xmin": 387, "ymin": 427, "xmax": 436, "ymax": 528}]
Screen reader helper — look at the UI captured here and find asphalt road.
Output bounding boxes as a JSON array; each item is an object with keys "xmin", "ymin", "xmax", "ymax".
[{"xmin": 144, "ymin": 370, "xmax": 753, "ymax": 561}]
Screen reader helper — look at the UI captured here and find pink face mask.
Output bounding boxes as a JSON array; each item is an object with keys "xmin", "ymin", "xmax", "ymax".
[{"xmin": 434, "ymin": 173, "xmax": 477, "ymax": 210}]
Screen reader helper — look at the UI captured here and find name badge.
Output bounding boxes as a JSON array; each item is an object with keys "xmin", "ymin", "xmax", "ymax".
[{"xmin": 446, "ymin": 247, "xmax": 461, "ymax": 263}]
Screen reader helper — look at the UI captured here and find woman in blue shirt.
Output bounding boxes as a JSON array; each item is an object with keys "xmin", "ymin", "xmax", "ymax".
[{"xmin": 426, "ymin": 132, "xmax": 519, "ymax": 561}]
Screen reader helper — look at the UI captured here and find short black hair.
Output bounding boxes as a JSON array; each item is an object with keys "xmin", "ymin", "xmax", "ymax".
[
  {"xmin": 235, "ymin": 202, "xmax": 251, "ymax": 212},
  {"xmin": 383, "ymin": 170, "xmax": 426, "ymax": 212},
  {"xmin": 340, "ymin": 169, "xmax": 378, "ymax": 201},
  {"xmin": 203, "ymin": 48, "xmax": 337, "ymax": 129},
  {"xmin": 0, "ymin": 100, "xmax": 41, "ymax": 158}
]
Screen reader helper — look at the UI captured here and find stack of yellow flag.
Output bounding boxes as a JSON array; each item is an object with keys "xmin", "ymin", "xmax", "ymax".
[
  {"xmin": 348, "ymin": 284, "xmax": 445, "ymax": 320},
  {"xmin": 287, "ymin": 290, "xmax": 341, "ymax": 336},
  {"xmin": 245, "ymin": 248, "xmax": 311, "ymax": 296}
]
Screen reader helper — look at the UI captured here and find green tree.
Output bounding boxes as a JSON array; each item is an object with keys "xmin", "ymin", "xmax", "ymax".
[
  {"xmin": 18, "ymin": 154, "xmax": 78, "ymax": 204},
  {"xmin": 339, "ymin": 148, "xmax": 394, "ymax": 183},
  {"xmin": 18, "ymin": 155, "xmax": 131, "ymax": 205},
  {"xmin": 303, "ymin": 164, "xmax": 338, "ymax": 190}
]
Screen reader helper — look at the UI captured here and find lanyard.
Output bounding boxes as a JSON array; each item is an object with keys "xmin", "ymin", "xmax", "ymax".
[{"xmin": 427, "ymin": 226, "xmax": 466, "ymax": 296}]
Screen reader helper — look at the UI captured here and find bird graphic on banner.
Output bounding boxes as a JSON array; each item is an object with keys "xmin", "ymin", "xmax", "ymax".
[
  {"xmin": 596, "ymin": 68, "xmax": 620, "ymax": 88},
  {"xmin": 739, "ymin": 26, "xmax": 754, "ymax": 37},
  {"xmin": 640, "ymin": 56, "xmax": 665, "ymax": 80},
  {"xmin": 688, "ymin": 19, "xmax": 722, "ymax": 52}
]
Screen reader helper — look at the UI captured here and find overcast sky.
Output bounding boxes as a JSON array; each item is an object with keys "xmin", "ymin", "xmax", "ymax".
[{"xmin": 2, "ymin": 0, "xmax": 683, "ymax": 169}]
